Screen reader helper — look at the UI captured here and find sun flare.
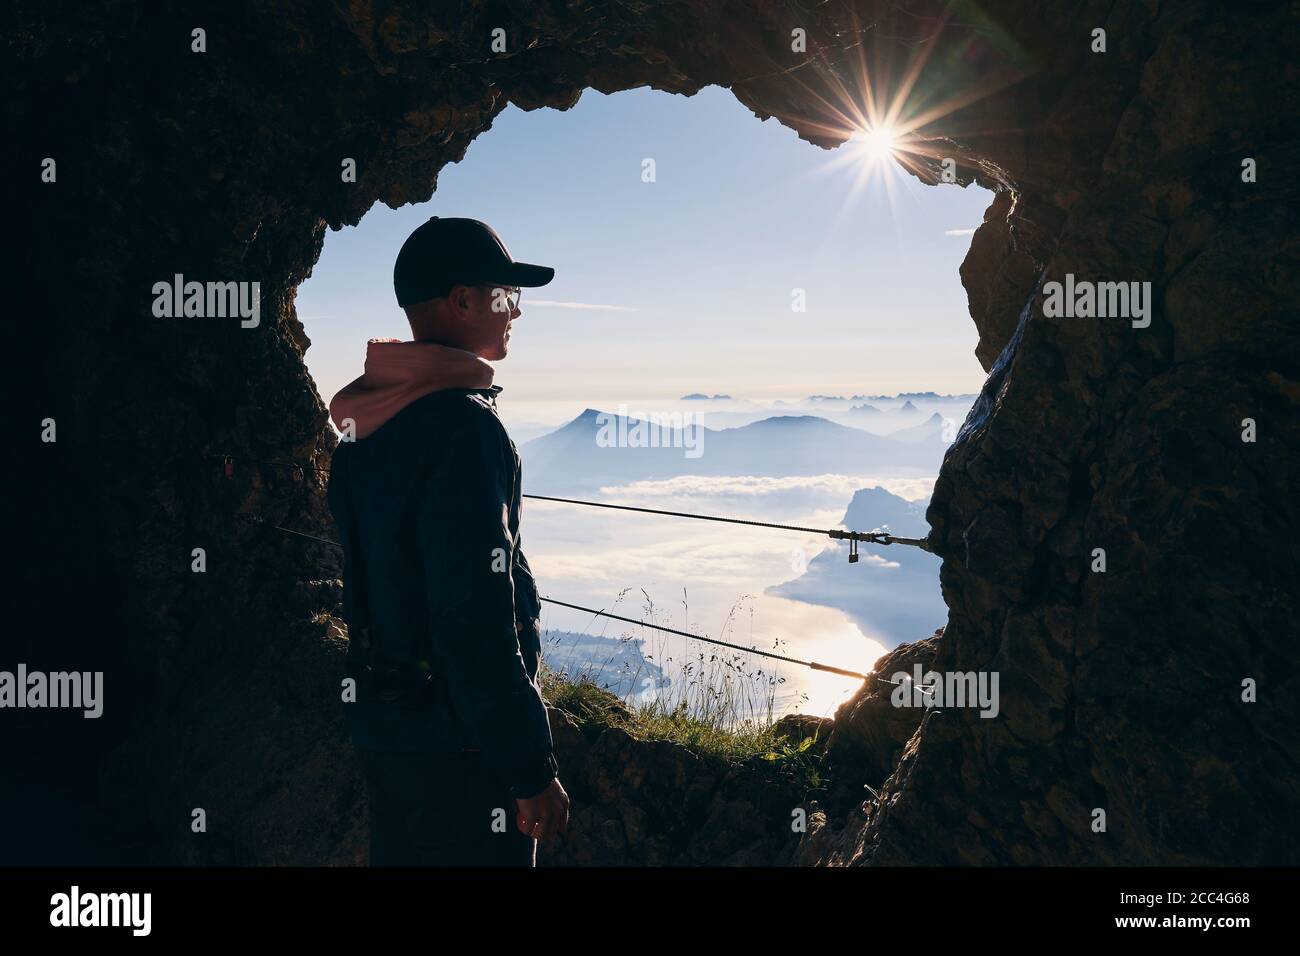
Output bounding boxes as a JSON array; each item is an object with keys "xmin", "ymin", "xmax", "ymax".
[
  {"xmin": 773, "ymin": 2, "xmax": 1028, "ymax": 232},
  {"xmin": 851, "ymin": 124, "xmax": 899, "ymax": 164}
]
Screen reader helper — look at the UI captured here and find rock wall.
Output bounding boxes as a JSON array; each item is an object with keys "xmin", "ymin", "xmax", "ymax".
[
  {"xmin": 540, "ymin": 703, "xmax": 825, "ymax": 866},
  {"xmin": 819, "ymin": 2, "xmax": 1300, "ymax": 866},
  {"xmin": 5, "ymin": 0, "xmax": 1296, "ymax": 864}
]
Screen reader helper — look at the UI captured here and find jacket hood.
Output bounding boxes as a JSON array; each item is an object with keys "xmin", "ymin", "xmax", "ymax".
[{"xmin": 329, "ymin": 338, "xmax": 495, "ymax": 439}]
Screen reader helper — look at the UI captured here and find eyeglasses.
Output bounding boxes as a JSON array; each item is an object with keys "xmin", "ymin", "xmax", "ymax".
[{"xmin": 483, "ymin": 284, "xmax": 521, "ymax": 313}]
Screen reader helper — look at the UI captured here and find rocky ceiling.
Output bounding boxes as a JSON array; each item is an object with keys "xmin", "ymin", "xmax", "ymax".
[{"xmin": 5, "ymin": 0, "xmax": 1296, "ymax": 864}]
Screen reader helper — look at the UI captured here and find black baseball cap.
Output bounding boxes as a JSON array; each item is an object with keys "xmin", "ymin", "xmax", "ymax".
[{"xmin": 393, "ymin": 216, "xmax": 555, "ymax": 307}]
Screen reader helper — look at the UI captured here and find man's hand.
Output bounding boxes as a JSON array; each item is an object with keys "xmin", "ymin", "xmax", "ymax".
[{"xmin": 515, "ymin": 778, "xmax": 570, "ymax": 841}]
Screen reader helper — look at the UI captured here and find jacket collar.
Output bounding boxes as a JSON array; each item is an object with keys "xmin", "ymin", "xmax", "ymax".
[
  {"xmin": 468, "ymin": 383, "xmax": 504, "ymax": 409},
  {"xmin": 328, "ymin": 339, "xmax": 496, "ymax": 439}
]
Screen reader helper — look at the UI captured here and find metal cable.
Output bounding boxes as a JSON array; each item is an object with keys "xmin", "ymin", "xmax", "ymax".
[
  {"xmin": 242, "ymin": 516, "xmax": 871, "ymax": 681},
  {"xmin": 213, "ymin": 454, "xmax": 931, "ymax": 551}
]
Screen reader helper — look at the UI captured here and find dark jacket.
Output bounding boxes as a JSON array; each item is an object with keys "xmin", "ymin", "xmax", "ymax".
[{"xmin": 327, "ymin": 384, "xmax": 558, "ymax": 799}]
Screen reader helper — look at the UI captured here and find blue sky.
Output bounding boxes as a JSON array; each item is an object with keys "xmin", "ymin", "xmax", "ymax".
[{"xmin": 298, "ymin": 85, "xmax": 992, "ymax": 421}]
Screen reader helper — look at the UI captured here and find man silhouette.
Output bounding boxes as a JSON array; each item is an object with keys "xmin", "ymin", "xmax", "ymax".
[{"xmin": 327, "ymin": 216, "xmax": 569, "ymax": 866}]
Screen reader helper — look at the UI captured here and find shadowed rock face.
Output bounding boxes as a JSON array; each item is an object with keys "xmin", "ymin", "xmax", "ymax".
[
  {"xmin": 6, "ymin": 1, "xmax": 1296, "ymax": 864},
  {"xmin": 540, "ymin": 705, "xmax": 824, "ymax": 866}
]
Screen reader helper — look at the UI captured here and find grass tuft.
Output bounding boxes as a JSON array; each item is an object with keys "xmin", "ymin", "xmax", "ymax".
[{"xmin": 538, "ymin": 588, "xmax": 826, "ymax": 790}]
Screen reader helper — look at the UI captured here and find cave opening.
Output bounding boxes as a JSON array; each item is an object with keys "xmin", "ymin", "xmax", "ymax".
[
  {"xmin": 296, "ymin": 84, "xmax": 995, "ymax": 723},
  {"xmin": 17, "ymin": 0, "xmax": 1289, "ymax": 869},
  {"xmin": 8, "ymin": 0, "xmax": 1058, "ymax": 868}
]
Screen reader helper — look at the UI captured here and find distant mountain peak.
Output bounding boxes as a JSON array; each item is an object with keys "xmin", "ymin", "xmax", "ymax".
[
  {"xmin": 841, "ymin": 485, "xmax": 929, "ymax": 536},
  {"xmin": 554, "ymin": 408, "xmax": 608, "ymax": 431},
  {"xmin": 849, "ymin": 485, "xmax": 900, "ymax": 502},
  {"xmin": 746, "ymin": 414, "xmax": 840, "ymax": 429}
]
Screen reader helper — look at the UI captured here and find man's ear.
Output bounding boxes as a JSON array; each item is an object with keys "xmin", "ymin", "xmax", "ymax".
[{"xmin": 446, "ymin": 284, "xmax": 474, "ymax": 319}]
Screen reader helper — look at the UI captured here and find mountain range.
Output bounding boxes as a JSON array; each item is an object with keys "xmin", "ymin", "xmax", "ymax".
[{"xmin": 521, "ymin": 409, "xmax": 951, "ymax": 493}]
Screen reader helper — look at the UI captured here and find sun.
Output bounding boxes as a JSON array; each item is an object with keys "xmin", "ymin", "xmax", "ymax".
[{"xmin": 850, "ymin": 124, "xmax": 898, "ymax": 164}]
